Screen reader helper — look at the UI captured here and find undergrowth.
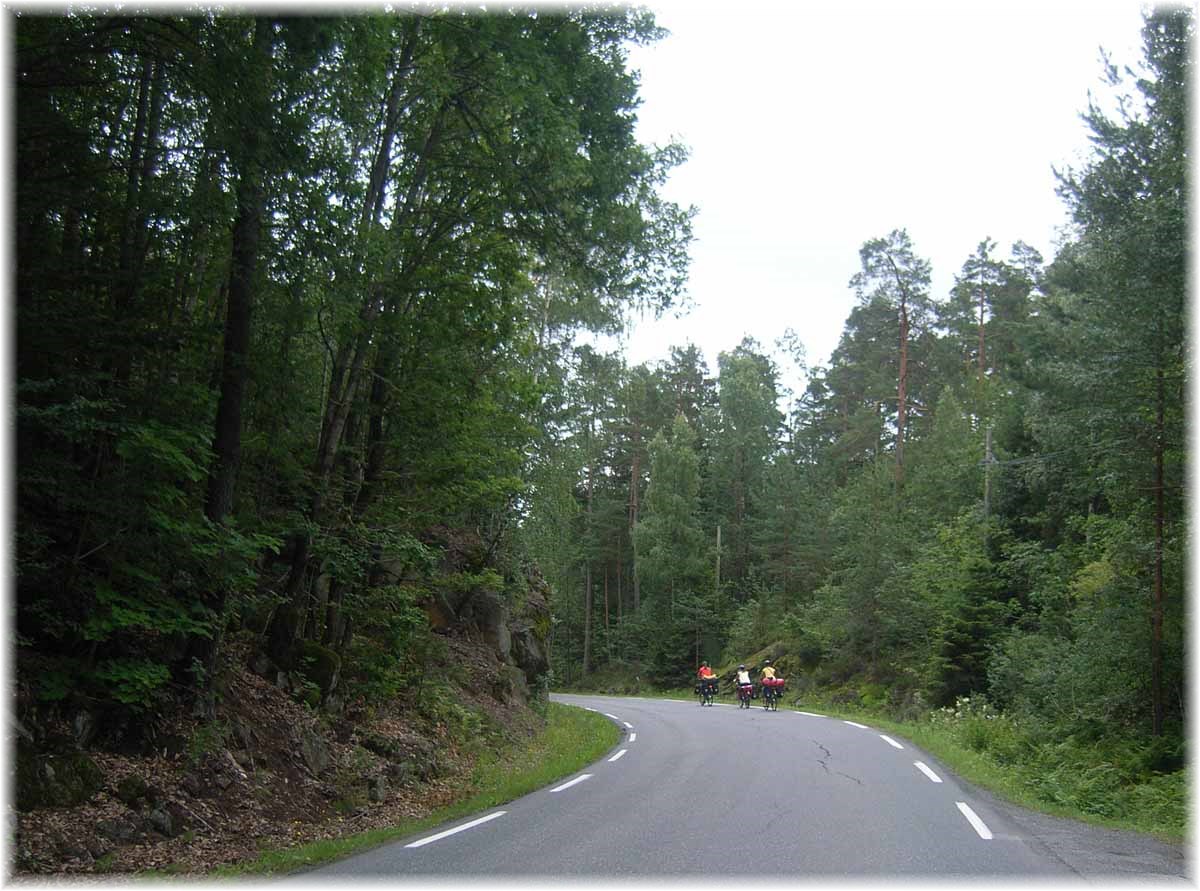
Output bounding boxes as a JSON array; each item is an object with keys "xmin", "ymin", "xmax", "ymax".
[{"xmin": 209, "ymin": 702, "xmax": 619, "ymax": 877}]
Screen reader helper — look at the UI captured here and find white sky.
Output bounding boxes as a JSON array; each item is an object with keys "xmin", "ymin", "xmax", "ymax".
[{"xmin": 611, "ymin": 0, "xmax": 1152, "ymax": 395}]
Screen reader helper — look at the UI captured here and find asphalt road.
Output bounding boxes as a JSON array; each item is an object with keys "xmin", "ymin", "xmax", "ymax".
[{"xmin": 295, "ymin": 693, "xmax": 1187, "ymax": 880}]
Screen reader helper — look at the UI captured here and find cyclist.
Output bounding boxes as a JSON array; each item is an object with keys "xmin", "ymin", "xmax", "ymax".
[
  {"xmin": 696, "ymin": 661, "xmax": 718, "ymax": 703},
  {"xmin": 759, "ymin": 659, "xmax": 784, "ymax": 708},
  {"xmin": 735, "ymin": 663, "xmax": 753, "ymax": 705}
]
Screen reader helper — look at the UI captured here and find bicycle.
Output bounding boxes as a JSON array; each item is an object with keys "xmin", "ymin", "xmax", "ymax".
[
  {"xmin": 760, "ymin": 678, "xmax": 784, "ymax": 711},
  {"xmin": 762, "ymin": 684, "xmax": 779, "ymax": 711},
  {"xmin": 737, "ymin": 683, "xmax": 753, "ymax": 709},
  {"xmin": 697, "ymin": 679, "xmax": 717, "ymax": 706}
]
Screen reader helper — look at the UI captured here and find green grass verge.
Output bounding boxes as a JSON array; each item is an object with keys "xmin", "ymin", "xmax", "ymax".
[
  {"xmin": 840, "ymin": 711, "xmax": 1185, "ymax": 843},
  {"xmin": 558, "ymin": 688, "xmax": 1185, "ymax": 843},
  {"xmin": 198, "ymin": 702, "xmax": 619, "ymax": 878}
]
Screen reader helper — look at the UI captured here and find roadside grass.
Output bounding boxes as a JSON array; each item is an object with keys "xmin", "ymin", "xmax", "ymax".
[
  {"xmin": 784, "ymin": 697, "xmax": 1186, "ymax": 843},
  {"xmin": 560, "ymin": 688, "xmax": 1186, "ymax": 843},
  {"xmin": 202, "ymin": 702, "xmax": 619, "ymax": 878}
]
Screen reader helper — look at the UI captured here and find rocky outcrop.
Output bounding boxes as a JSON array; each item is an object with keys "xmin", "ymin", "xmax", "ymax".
[
  {"xmin": 16, "ymin": 740, "xmax": 104, "ymax": 812},
  {"xmin": 510, "ymin": 570, "xmax": 551, "ymax": 684}
]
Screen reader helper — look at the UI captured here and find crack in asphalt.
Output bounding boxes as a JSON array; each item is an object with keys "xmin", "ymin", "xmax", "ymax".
[{"xmin": 811, "ymin": 739, "xmax": 862, "ymax": 785}]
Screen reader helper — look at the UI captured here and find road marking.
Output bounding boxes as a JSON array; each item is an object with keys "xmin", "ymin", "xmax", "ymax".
[
  {"xmin": 956, "ymin": 802, "xmax": 994, "ymax": 839},
  {"xmin": 914, "ymin": 761, "xmax": 943, "ymax": 783},
  {"xmin": 405, "ymin": 811, "xmax": 507, "ymax": 848},
  {"xmin": 623, "ymin": 721, "xmax": 633, "ymax": 729},
  {"xmin": 608, "ymin": 749, "xmax": 628, "ymax": 762},
  {"xmin": 629, "ymin": 733, "xmax": 637, "ymax": 742},
  {"xmin": 550, "ymin": 774, "xmax": 593, "ymax": 792},
  {"xmin": 797, "ymin": 711, "xmax": 826, "ymax": 718},
  {"xmin": 584, "ymin": 707, "xmax": 598, "ymax": 712},
  {"xmin": 604, "ymin": 713, "xmax": 620, "ymax": 720},
  {"xmin": 843, "ymin": 720, "xmax": 868, "ymax": 729},
  {"xmin": 879, "ymin": 735, "xmax": 904, "ymax": 749}
]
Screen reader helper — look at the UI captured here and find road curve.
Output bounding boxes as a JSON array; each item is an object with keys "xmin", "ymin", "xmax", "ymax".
[{"xmin": 295, "ymin": 693, "xmax": 1185, "ymax": 879}]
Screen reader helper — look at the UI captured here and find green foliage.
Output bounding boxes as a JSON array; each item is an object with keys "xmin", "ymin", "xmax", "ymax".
[
  {"xmin": 415, "ymin": 679, "xmax": 485, "ymax": 748},
  {"xmin": 342, "ymin": 584, "xmax": 433, "ymax": 705},
  {"xmin": 91, "ymin": 658, "xmax": 172, "ymax": 710},
  {"xmin": 14, "ymin": 9, "xmax": 1188, "ymax": 849},
  {"xmin": 16, "ymin": 7, "xmax": 691, "ymax": 722},
  {"xmin": 83, "ymin": 581, "xmax": 215, "ymax": 643}
]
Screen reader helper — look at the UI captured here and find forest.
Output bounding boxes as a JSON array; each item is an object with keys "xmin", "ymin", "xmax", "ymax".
[
  {"xmin": 522, "ymin": 6, "xmax": 1188, "ymax": 810},
  {"xmin": 14, "ymin": 2, "xmax": 1187, "ymax": 851}
]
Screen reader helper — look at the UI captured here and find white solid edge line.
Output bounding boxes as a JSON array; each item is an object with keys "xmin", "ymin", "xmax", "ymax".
[
  {"xmin": 623, "ymin": 721, "xmax": 633, "ymax": 729},
  {"xmin": 843, "ymin": 720, "xmax": 868, "ymax": 729},
  {"xmin": 957, "ymin": 802, "xmax": 994, "ymax": 839},
  {"xmin": 914, "ymin": 761, "xmax": 943, "ymax": 783},
  {"xmin": 604, "ymin": 713, "xmax": 620, "ymax": 720},
  {"xmin": 880, "ymin": 734, "xmax": 904, "ymax": 749},
  {"xmin": 608, "ymin": 749, "xmax": 628, "ymax": 762},
  {"xmin": 797, "ymin": 711, "xmax": 826, "ymax": 717},
  {"xmin": 550, "ymin": 774, "xmax": 593, "ymax": 792},
  {"xmin": 629, "ymin": 733, "xmax": 637, "ymax": 742},
  {"xmin": 405, "ymin": 811, "xmax": 507, "ymax": 848}
]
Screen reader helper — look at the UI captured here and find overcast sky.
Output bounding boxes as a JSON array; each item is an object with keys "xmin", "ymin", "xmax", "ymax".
[{"xmin": 610, "ymin": 0, "xmax": 1151, "ymax": 397}]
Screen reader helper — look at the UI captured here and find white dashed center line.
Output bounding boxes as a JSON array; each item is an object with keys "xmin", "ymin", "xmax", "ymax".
[
  {"xmin": 843, "ymin": 720, "xmax": 868, "ymax": 729},
  {"xmin": 623, "ymin": 721, "xmax": 633, "ymax": 729},
  {"xmin": 629, "ymin": 733, "xmax": 637, "ymax": 742},
  {"xmin": 405, "ymin": 811, "xmax": 507, "ymax": 848},
  {"xmin": 608, "ymin": 749, "xmax": 628, "ymax": 762},
  {"xmin": 550, "ymin": 774, "xmax": 593, "ymax": 792},
  {"xmin": 604, "ymin": 713, "xmax": 620, "ymax": 720},
  {"xmin": 956, "ymin": 802, "xmax": 994, "ymax": 839},
  {"xmin": 914, "ymin": 761, "xmax": 943, "ymax": 783},
  {"xmin": 879, "ymin": 735, "xmax": 904, "ymax": 749},
  {"xmin": 797, "ymin": 711, "xmax": 826, "ymax": 717}
]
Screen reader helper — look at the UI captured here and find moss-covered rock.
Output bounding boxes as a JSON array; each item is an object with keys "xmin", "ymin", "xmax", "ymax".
[
  {"xmin": 16, "ymin": 740, "xmax": 104, "ymax": 811},
  {"xmin": 492, "ymin": 664, "xmax": 530, "ymax": 704},
  {"xmin": 295, "ymin": 725, "xmax": 331, "ymax": 777},
  {"xmin": 115, "ymin": 774, "xmax": 151, "ymax": 807},
  {"xmin": 296, "ymin": 640, "xmax": 341, "ymax": 701}
]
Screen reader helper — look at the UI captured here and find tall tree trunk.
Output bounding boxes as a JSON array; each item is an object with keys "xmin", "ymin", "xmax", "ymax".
[
  {"xmin": 582, "ymin": 445, "xmax": 594, "ymax": 675},
  {"xmin": 629, "ymin": 446, "xmax": 641, "ymax": 612},
  {"xmin": 603, "ymin": 566, "xmax": 610, "ymax": 658},
  {"xmin": 1152, "ymin": 358, "xmax": 1165, "ymax": 737},
  {"xmin": 194, "ymin": 17, "xmax": 274, "ymax": 687},
  {"xmin": 583, "ymin": 564, "xmax": 592, "ymax": 676},
  {"xmin": 205, "ymin": 17, "xmax": 274, "ymax": 524},
  {"xmin": 281, "ymin": 48, "xmax": 437, "ymax": 608},
  {"xmin": 977, "ymin": 275, "xmax": 987, "ymax": 381},
  {"xmin": 886, "ymin": 254, "xmax": 910, "ymax": 494},
  {"xmin": 114, "ymin": 58, "xmax": 167, "ymax": 386},
  {"xmin": 205, "ymin": 155, "xmax": 265, "ymax": 523},
  {"xmin": 353, "ymin": 340, "xmax": 396, "ymax": 517}
]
